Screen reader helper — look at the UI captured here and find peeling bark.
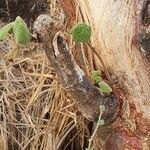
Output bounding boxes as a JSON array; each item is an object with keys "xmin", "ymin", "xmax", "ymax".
[{"xmin": 33, "ymin": 14, "xmax": 119, "ymax": 124}]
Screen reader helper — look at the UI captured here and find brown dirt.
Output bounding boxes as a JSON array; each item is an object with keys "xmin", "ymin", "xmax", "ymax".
[{"xmin": 0, "ymin": 0, "xmax": 49, "ymax": 25}]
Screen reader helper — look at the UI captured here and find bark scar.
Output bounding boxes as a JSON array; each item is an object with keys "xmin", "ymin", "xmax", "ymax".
[{"xmin": 141, "ymin": 0, "xmax": 150, "ymax": 26}]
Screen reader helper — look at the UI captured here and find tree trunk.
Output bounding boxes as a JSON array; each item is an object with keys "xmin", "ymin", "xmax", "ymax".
[
  {"xmin": 34, "ymin": 0, "xmax": 150, "ymax": 149},
  {"xmin": 78, "ymin": 0, "xmax": 150, "ymax": 149}
]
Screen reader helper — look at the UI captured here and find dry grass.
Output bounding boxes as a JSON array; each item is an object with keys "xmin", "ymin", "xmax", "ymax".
[
  {"xmin": 0, "ymin": 45, "xmax": 91, "ymax": 149},
  {"xmin": 0, "ymin": 0, "xmax": 96, "ymax": 149}
]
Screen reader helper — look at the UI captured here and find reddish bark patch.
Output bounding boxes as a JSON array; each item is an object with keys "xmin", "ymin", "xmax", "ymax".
[
  {"xmin": 104, "ymin": 132, "xmax": 124, "ymax": 150},
  {"xmin": 59, "ymin": 0, "xmax": 76, "ymax": 26},
  {"xmin": 135, "ymin": 113, "xmax": 150, "ymax": 135},
  {"xmin": 121, "ymin": 130, "xmax": 142, "ymax": 150}
]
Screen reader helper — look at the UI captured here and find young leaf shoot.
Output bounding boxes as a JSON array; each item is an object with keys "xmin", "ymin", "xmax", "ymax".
[
  {"xmin": 1, "ymin": 16, "xmax": 32, "ymax": 60},
  {"xmin": 0, "ymin": 22, "xmax": 14, "ymax": 40},
  {"xmin": 91, "ymin": 70, "xmax": 112, "ymax": 94},
  {"xmin": 91, "ymin": 70, "xmax": 102, "ymax": 84},
  {"xmin": 99, "ymin": 81, "xmax": 112, "ymax": 94},
  {"xmin": 71, "ymin": 22, "xmax": 91, "ymax": 43},
  {"xmin": 13, "ymin": 16, "xmax": 32, "ymax": 44}
]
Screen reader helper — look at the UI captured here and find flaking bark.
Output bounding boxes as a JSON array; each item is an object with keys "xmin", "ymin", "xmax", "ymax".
[{"xmin": 33, "ymin": 14, "xmax": 119, "ymax": 124}]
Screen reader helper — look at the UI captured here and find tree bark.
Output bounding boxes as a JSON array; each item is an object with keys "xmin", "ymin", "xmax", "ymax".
[
  {"xmin": 34, "ymin": 0, "xmax": 150, "ymax": 149},
  {"xmin": 78, "ymin": 0, "xmax": 150, "ymax": 118},
  {"xmin": 77, "ymin": 0, "xmax": 150, "ymax": 149},
  {"xmin": 33, "ymin": 15, "xmax": 119, "ymax": 125}
]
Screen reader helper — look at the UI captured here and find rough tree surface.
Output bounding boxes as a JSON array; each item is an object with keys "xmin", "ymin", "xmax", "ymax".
[
  {"xmin": 78, "ymin": 0, "xmax": 150, "ymax": 149},
  {"xmin": 33, "ymin": 14, "xmax": 119, "ymax": 125},
  {"xmin": 0, "ymin": 0, "xmax": 150, "ymax": 149}
]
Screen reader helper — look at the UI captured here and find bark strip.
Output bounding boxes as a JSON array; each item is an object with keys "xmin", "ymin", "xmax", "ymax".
[{"xmin": 33, "ymin": 14, "xmax": 119, "ymax": 124}]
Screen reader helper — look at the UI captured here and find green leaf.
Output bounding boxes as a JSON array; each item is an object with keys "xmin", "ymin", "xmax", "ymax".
[
  {"xmin": 91, "ymin": 70, "xmax": 102, "ymax": 84},
  {"xmin": 99, "ymin": 81, "xmax": 112, "ymax": 94},
  {"xmin": 71, "ymin": 22, "xmax": 91, "ymax": 43},
  {"xmin": 0, "ymin": 22, "xmax": 14, "ymax": 40},
  {"xmin": 13, "ymin": 16, "xmax": 32, "ymax": 44}
]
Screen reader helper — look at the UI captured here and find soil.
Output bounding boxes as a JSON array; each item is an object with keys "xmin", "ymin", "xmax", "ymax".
[{"xmin": 0, "ymin": 0, "xmax": 49, "ymax": 25}]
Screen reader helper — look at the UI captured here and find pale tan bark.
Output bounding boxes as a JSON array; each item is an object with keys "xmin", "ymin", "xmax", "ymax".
[
  {"xmin": 78, "ymin": 0, "xmax": 150, "ymax": 120},
  {"xmin": 34, "ymin": 1, "xmax": 150, "ymax": 149}
]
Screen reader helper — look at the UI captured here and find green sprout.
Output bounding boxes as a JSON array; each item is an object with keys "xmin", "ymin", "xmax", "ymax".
[
  {"xmin": 0, "ymin": 16, "xmax": 32, "ymax": 59},
  {"xmin": 71, "ymin": 22, "xmax": 91, "ymax": 43},
  {"xmin": 99, "ymin": 81, "xmax": 112, "ymax": 94},
  {"xmin": 13, "ymin": 16, "xmax": 32, "ymax": 44},
  {"xmin": 0, "ymin": 22, "xmax": 14, "ymax": 40},
  {"xmin": 91, "ymin": 70, "xmax": 112, "ymax": 94},
  {"xmin": 91, "ymin": 70, "xmax": 102, "ymax": 84}
]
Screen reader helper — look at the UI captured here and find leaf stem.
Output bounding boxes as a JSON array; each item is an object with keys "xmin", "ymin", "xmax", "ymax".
[{"xmin": 87, "ymin": 107, "xmax": 104, "ymax": 149}]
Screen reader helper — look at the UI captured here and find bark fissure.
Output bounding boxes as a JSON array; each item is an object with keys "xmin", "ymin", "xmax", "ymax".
[
  {"xmin": 141, "ymin": 0, "xmax": 150, "ymax": 26},
  {"xmin": 33, "ymin": 14, "xmax": 119, "ymax": 124},
  {"xmin": 138, "ymin": 0, "xmax": 150, "ymax": 56}
]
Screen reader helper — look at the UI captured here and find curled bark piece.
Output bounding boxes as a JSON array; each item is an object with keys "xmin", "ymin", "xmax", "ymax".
[{"xmin": 33, "ymin": 14, "xmax": 119, "ymax": 124}]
